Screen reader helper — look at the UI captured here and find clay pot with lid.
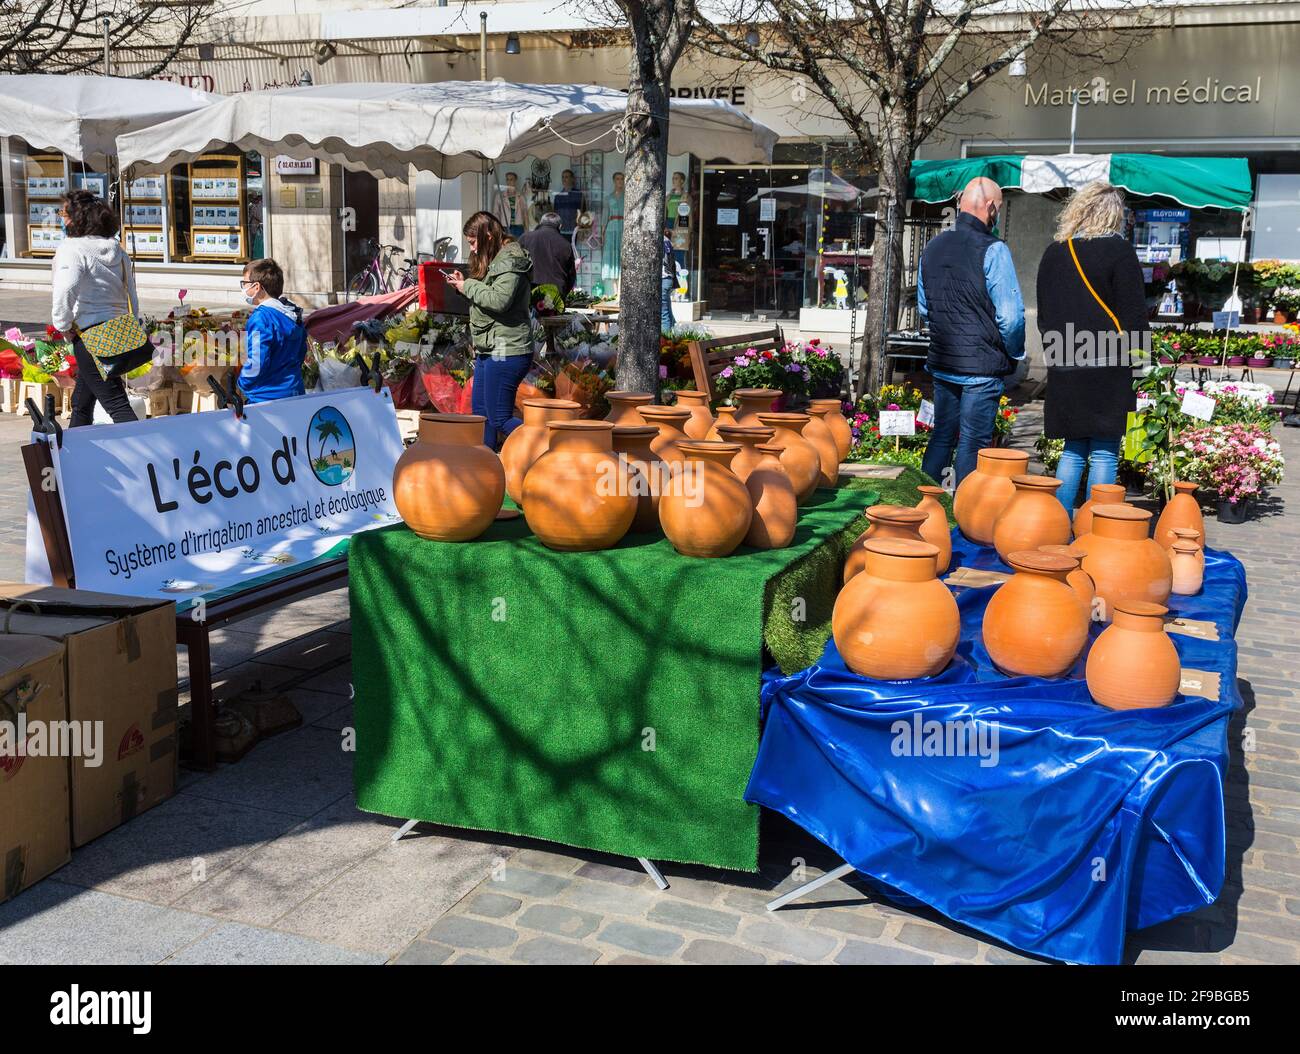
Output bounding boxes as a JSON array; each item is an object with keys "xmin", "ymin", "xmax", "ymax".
[
  {"xmin": 1085, "ymin": 601, "xmax": 1181, "ymax": 710},
  {"xmin": 809, "ymin": 398, "xmax": 852, "ymax": 462},
  {"xmin": 605, "ymin": 391, "xmax": 654, "ymax": 426},
  {"xmin": 756, "ymin": 412, "xmax": 821, "ymax": 502},
  {"xmin": 638, "ymin": 405, "xmax": 692, "ymax": 470},
  {"xmin": 1172, "ymin": 528, "xmax": 1205, "ymax": 576},
  {"xmin": 983, "ymin": 550, "xmax": 1090, "ymax": 678},
  {"xmin": 832, "ymin": 538, "xmax": 961, "ymax": 681},
  {"xmin": 1155, "ymin": 480, "xmax": 1205, "ymax": 549},
  {"xmin": 393, "ymin": 413, "xmax": 505, "ymax": 542},
  {"xmin": 1072, "ymin": 482, "xmax": 1126, "ymax": 538},
  {"xmin": 522, "ymin": 421, "xmax": 636, "ymax": 551},
  {"xmin": 915, "ymin": 486, "xmax": 953, "ymax": 574},
  {"xmin": 742, "ymin": 443, "xmax": 797, "ymax": 550},
  {"xmin": 992, "ymin": 475, "xmax": 1071, "ymax": 563},
  {"xmin": 843, "ymin": 504, "xmax": 928, "ymax": 583},
  {"xmin": 672, "ymin": 388, "xmax": 715, "ymax": 440},
  {"xmin": 801, "ymin": 404, "xmax": 841, "ymax": 489},
  {"xmin": 1080, "ymin": 505, "xmax": 1172, "ymax": 621},
  {"xmin": 1038, "ymin": 543, "xmax": 1096, "ymax": 615},
  {"xmin": 953, "ymin": 448, "xmax": 1030, "ymax": 545},
  {"xmin": 715, "ymin": 423, "xmax": 775, "ymax": 482},
  {"xmin": 1170, "ymin": 538, "xmax": 1204, "ymax": 596},
  {"xmin": 612, "ymin": 424, "xmax": 666, "ymax": 535},
  {"xmin": 731, "ymin": 388, "xmax": 782, "ymax": 426},
  {"xmin": 705, "ymin": 405, "xmax": 738, "ymax": 441},
  {"xmin": 500, "ymin": 398, "xmax": 582, "ymax": 506},
  {"xmin": 659, "ymin": 440, "xmax": 753, "ymax": 558}
]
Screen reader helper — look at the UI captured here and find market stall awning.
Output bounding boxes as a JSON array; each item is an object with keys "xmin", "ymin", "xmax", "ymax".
[
  {"xmin": 0, "ymin": 74, "xmax": 221, "ymax": 170},
  {"xmin": 116, "ymin": 81, "xmax": 779, "ymax": 179},
  {"xmin": 909, "ymin": 153, "xmax": 1252, "ymax": 212}
]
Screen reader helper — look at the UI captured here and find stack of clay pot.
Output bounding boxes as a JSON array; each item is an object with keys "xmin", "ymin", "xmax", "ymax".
[
  {"xmin": 1072, "ymin": 483, "xmax": 1126, "ymax": 538},
  {"xmin": 832, "ymin": 538, "xmax": 960, "ymax": 680},
  {"xmin": 605, "ymin": 391, "xmax": 654, "ymax": 426},
  {"xmin": 716, "ymin": 423, "xmax": 796, "ymax": 549},
  {"xmin": 843, "ymin": 504, "xmax": 928, "ymax": 582},
  {"xmin": 672, "ymin": 389, "xmax": 715, "ymax": 439},
  {"xmin": 808, "ymin": 399, "xmax": 852, "ymax": 463},
  {"xmin": 1079, "ymin": 505, "xmax": 1172, "ymax": 621},
  {"xmin": 992, "ymin": 475, "xmax": 1071, "ymax": 563},
  {"xmin": 756, "ymin": 412, "xmax": 821, "ymax": 502},
  {"xmin": 393, "ymin": 413, "xmax": 506, "ymax": 542},
  {"xmin": 500, "ymin": 398, "xmax": 582, "ymax": 505},
  {"xmin": 1154, "ymin": 480, "xmax": 1206, "ymax": 549},
  {"xmin": 1085, "ymin": 601, "xmax": 1182, "ymax": 710},
  {"xmin": 522, "ymin": 420, "xmax": 636, "ymax": 551},
  {"xmin": 952, "ymin": 448, "xmax": 1030, "ymax": 545},
  {"xmin": 659, "ymin": 441, "xmax": 753, "ymax": 558},
  {"xmin": 983, "ymin": 550, "xmax": 1090, "ymax": 677}
]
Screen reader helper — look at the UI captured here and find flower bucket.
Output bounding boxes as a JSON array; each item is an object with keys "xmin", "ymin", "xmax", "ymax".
[
  {"xmin": 1225, "ymin": 356, "xmax": 1246, "ymax": 366},
  {"xmin": 1196, "ymin": 356, "xmax": 1218, "ymax": 365},
  {"xmin": 1247, "ymin": 357, "xmax": 1271, "ymax": 367},
  {"xmin": 1216, "ymin": 498, "xmax": 1252, "ymax": 524},
  {"xmin": 1272, "ymin": 358, "xmax": 1292, "ymax": 369}
]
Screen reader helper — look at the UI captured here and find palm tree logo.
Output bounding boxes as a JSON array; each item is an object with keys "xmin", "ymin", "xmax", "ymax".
[{"xmin": 307, "ymin": 407, "xmax": 355, "ymax": 486}]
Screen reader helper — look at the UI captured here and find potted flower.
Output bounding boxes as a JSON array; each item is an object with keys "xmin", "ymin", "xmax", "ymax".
[
  {"xmin": 1270, "ymin": 285, "xmax": 1300, "ymax": 324},
  {"xmin": 1173, "ymin": 422, "xmax": 1285, "ymax": 523}
]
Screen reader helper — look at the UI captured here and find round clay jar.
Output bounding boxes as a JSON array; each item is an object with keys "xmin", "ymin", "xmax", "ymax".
[
  {"xmin": 522, "ymin": 421, "xmax": 636, "ymax": 551},
  {"xmin": 952, "ymin": 448, "xmax": 1030, "ymax": 545},
  {"xmin": 612, "ymin": 424, "xmax": 665, "ymax": 534},
  {"xmin": 843, "ymin": 505, "xmax": 929, "ymax": 583},
  {"xmin": 659, "ymin": 440, "xmax": 753, "ymax": 557},
  {"xmin": 672, "ymin": 388, "xmax": 716, "ymax": 440},
  {"xmin": 982, "ymin": 550, "xmax": 1090, "ymax": 678},
  {"xmin": 992, "ymin": 475, "xmax": 1071, "ymax": 563},
  {"xmin": 705, "ymin": 405, "xmax": 738, "ymax": 441},
  {"xmin": 393, "ymin": 413, "xmax": 505, "ymax": 542},
  {"xmin": 808, "ymin": 398, "xmax": 852, "ymax": 462},
  {"xmin": 743, "ymin": 443, "xmax": 797, "ymax": 550},
  {"xmin": 1080, "ymin": 504, "xmax": 1173, "ymax": 621},
  {"xmin": 1072, "ymin": 482, "xmax": 1126, "ymax": 538},
  {"xmin": 915, "ymin": 485, "xmax": 953, "ymax": 574},
  {"xmin": 500, "ymin": 398, "xmax": 582, "ymax": 506},
  {"xmin": 755, "ymin": 412, "xmax": 821, "ymax": 503},
  {"xmin": 731, "ymin": 388, "xmax": 782, "ymax": 426},
  {"xmin": 1085, "ymin": 601, "xmax": 1181, "ymax": 710},
  {"xmin": 605, "ymin": 391, "xmax": 654, "ymax": 426},
  {"xmin": 1154, "ymin": 480, "xmax": 1205, "ymax": 549}
]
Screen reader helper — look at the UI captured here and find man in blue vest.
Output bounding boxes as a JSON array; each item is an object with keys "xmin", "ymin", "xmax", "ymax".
[{"xmin": 918, "ymin": 177, "xmax": 1025, "ymax": 487}]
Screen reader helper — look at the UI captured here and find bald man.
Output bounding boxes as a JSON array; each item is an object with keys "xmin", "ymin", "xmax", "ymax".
[{"xmin": 918, "ymin": 176, "xmax": 1025, "ymax": 487}]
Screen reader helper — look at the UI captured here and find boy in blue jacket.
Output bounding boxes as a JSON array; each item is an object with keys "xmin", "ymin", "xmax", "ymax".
[{"xmin": 238, "ymin": 258, "xmax": 307, "ymax": 403}]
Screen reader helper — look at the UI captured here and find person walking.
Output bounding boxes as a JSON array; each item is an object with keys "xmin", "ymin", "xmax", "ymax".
[
  {"xmin": 1036, "ymin": 181, "xmax": 1146, "ymax": 513},
  {"xmin": 519, "ymin": 212, "xmax": 576, "ymax": 296},
  {"xmin": 447, "ymin": 211, "xmax": 535, "ymax": 450},
  {"xmin": 50, "ymin": 190, "xmax": 146, "ymax": 426},
  {"xmin": 918, "ymin": 176, "xmax": 1025, "ymax": 486}
]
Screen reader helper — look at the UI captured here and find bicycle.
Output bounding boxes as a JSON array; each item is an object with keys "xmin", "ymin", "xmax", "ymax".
[{"xmin": 347, "ymin": 239, "xmax": 418, "ymax": 299}]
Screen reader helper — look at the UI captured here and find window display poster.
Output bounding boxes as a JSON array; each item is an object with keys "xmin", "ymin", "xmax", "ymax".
[
  {"xmin": 760, "ymin": 197, "xmax": 777, "ymax": 223},
  {"xmin": 718, "ymin": 208, "xmax": 739, "ymax": 226}
]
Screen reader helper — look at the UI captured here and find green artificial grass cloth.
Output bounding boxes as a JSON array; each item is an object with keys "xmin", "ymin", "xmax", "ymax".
[{"xmin": 349, "ymin": 485, "xmax": 871, "ymax": 872}]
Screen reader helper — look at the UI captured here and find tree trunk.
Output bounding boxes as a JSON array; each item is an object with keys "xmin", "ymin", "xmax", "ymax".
[
  {"xmin": 855, "ymin": 119, "xmax": 912, "ymax": 402},
  {"xmin": 616, "ymin": 53, "xmax": 671, "ymax": 398}
]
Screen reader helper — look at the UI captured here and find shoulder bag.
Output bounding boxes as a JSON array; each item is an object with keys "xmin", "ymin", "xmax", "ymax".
[{"xmin": 76, "ymin": 255, "xmax": 154, "ymax": 379}]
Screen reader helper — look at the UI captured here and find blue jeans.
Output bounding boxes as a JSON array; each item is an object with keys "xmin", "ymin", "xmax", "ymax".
[
  {"xmin": 1055, "ymin": 437, "xmax": 1120, "ymax": 513},
  {"xmin": 472, "ymin": 352, "xmax": 533, "ymax": 450},
  {"xmin": 920, "ymin": 376, "xmax": 1004, "ymax": 487},
  {"xmin": 662, "ymin": 276, "xmax": 674, "ymax": 332}
]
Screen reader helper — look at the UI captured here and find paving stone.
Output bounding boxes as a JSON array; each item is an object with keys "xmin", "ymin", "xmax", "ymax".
[
  {"xmin": 490, "ymin": 868, "xmax": 571, "ymax": 898},
  {"xmin": 984, "ymin": 944, "xmax": 1044, "ymax": 965},
  {"xmin": 647, "ymin": 899, "xmax": 742, "ymax": 937},
  {"xmin": 739, "ymin": 919, "xmax": 838, "ymax": 961},
  {"xmin": 557, "ymin": 880, "xmax": 661, "ymax": 918},
  {"xmin": 604, "ymin": 954, "xmax": 663, "ymax": 965},
  {"xmin": 468, "ymin": 892, "xmax": 522, "ymax": 919},
  {"xmin": 597, "ymin": 921, "xmax": 685, "ymax": 958},
  {"xmin": 682, "ymin": 939, "xmax": 766, "ymax": 965},
  {"xmin": 513, "ymin": 936, "xmax": 601, "ymax": 965},
  {"xmin": 518, "ymin": 904, "xmax": 602, "ymax": 939},
  {"xmin": 391, "ymin": 940, "xmax": 456, "ymax": 965},
  {"xmin": 449, "ymin": 954, "xmax": 506, "ymax": 965},
  {"xmin": 895, "ymin": 921, "xmax": 981, "ymax": 960},
  {"xmin": 836, "ymin": 940, "xmax": 934, "ymax": 965},
  {"xmin": 512, "ymin": 849, "xmax": 584, "ymax": 875},
  {"xmin": 804, "ymin": 909, "xmax": 887, "ymax": 940},
  {"xmin": 576, "ymin": 861, "xmax": 647, "ymax": 887},
  {"xmin": 424, "ymin": 916, "xmax": 518, "ymax": 951}
]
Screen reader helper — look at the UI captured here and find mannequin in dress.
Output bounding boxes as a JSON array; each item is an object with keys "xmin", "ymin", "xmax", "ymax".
[{"xmin": 601, "ymin": 171, "xmax": 625, "ymax": 287}]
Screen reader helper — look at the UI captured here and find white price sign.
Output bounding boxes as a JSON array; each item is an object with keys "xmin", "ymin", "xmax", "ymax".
[
  {"xmin": 1180, "ymin": 390, "xmax": 1216, "ymax": 421},
  {"xmin": 878, "ymin": 410, "xmax": 916, "ymax": 436},
  {"xmin": 1135, "ymin": 395, "xmax": 1154, "ymax": 413},
  {"xmin": 917, "ymin": 399, "xmax": 935, "ymax": 428}
]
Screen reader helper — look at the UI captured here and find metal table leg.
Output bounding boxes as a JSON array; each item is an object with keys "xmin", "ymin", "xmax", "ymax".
[
  {"xmin": 637, "ymin": 857, "xmax": 669, "ymax": 890},
  {"xmin": 766, "ymin": 862, "xmax": 856, "ymax": 911}
]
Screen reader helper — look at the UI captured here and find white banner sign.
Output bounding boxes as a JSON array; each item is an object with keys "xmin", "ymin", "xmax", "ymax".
[{"xmin": 50, "ymin": 389, "xmax": 405, "ymax": 600}]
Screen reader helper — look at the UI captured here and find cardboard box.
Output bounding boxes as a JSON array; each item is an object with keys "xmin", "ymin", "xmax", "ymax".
[
  {"xmin": 0, "ymin": 634, "xmax": 70, "ymax": 902},
  {"xmin": 0, "ymin": 585, "xmax": 178, "ymax": 847}
]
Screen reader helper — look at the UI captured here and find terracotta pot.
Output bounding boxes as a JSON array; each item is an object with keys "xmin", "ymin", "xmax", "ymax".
[
  {"xmin": 659, "ymin": 440, "xmax": 753, "ymax": 558},
  {"xmin": 743, "ymin": 443, "xmax": 797, "ymax": 549},
  {"xmin": 522, "ymin": 421, "xmax": 636, "ymax": 551},
  {"xmin": 704, "ymin": 405, "xmax": 738, "ymax": 441},
  {"xmin": 1171, "ymin": 528, "xmax": 1205, "ymax": 577},
  {"xmin": 992, "ymin": 475, "xmax": 1071, "ymax": 563},
  {"xmin": 393, "ymin": 413, "xmax": 505, "ymax": 542},
  {"xmin": 672, "ymin": 388, "xmax": 715, "ymax": 439},
  {"xmin": 983, "ymin": 550, "xmax": 1090, "ymax": 678},
  {"xmin": 1170, "ymin": 539, "xmax": 1204, "ymax": 596},
  {"xmin": 499, "ymin": 398, "xmax": 582, "ymax": 506},
  {"xmin": 915, "ymin": 485, "xmax": 953, "ymax": 574},
  {"xmin": 1154, "ymin": 480, "xmax": 1205, "ymax": 549},
  {"xmin": 605, "ymin": 391, "xmax": 654, "ymax": 426},
  {"xmin": 1085, "ymin": 601, "xmax": 1181, "ymax": 710},
  {"xmin": 832, "ymin": 538, "xmax": 960, "ymax": 680},
  {"xmin": 1080, "ymin": 505, "xmax": 1172, "ymax": 621},
  {"xmin": 952, "ymin": 448, "xmax": 1030, "ymax": 545},
  {"xmin": 732, "ymin": 387, "xmax": 782, "ymax": 426},
  {"xmin": 612, "ymin": 424, "xmax": 665, "ymax": 534},
  {"xmin": 1072, "ymin": 482, "xmax": 1126, "ymax": 538},
  {"xmin": 802, "ymin": 404, "xmax": 842, "ymax": 489},
  {"xmin": 756, "ymin": 412, "xmax": 821, "ymax": 503},
  {"xmin": 843, "ymin": 504, "xmax": 928, "ymax": 583},
  {"xmin": 1038, "ymin": 543, "xmax": 1096, "ymax": 615},
  {"xmin": 638, "ymin": 405, "xmax": 692, "ymax": 469},
  {"xmin": 715, "ymin": 423, "xmax": 776, "ymax": 482},
  {"xmin": 809, "ymin": 398, "xmax": 852, "ymax": 462}
]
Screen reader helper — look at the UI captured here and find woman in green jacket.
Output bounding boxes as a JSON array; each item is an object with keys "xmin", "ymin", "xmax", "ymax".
[{"xmin": 447, "ymin": 210, "xmax": 536, "ymax": 449}]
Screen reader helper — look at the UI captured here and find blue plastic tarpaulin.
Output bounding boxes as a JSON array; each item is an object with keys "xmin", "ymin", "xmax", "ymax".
[{"xmin": 747, "ymin": 531, "xmax": 1246, "ymax": 965}]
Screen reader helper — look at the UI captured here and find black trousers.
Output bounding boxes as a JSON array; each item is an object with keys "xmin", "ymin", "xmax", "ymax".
[{"xmin": 70, "ymin": 336, "xmax": 138, "ymax": 427}]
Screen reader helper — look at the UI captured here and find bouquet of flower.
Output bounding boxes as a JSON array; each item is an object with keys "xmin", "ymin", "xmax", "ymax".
[
  {"xmin": 1173, "ymin": 423, "xmax": 1284, "ymax": 504},
  {"xmin": 532, "ymin": 284, "xmax": 566, "ymax": 318}
]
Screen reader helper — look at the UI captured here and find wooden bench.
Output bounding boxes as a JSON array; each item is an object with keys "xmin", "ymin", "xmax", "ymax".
[{"xmin": 685, "ymin": 326, "xmax": 784, "ymax": 402}]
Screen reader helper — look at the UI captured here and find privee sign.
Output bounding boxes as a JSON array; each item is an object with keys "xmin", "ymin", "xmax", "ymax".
[{"xmin": 50, "ymin": 388, "xmax": 405, "ymax": 600}]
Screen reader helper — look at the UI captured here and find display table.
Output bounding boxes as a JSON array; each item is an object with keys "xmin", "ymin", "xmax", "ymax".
[
  {"xmin": 747, "ymin": 529, "xmax": 1247, "ymax": 964},
  {"xmin": 350, "ymin": 487, "xmax": 871, "ymax": 872}
]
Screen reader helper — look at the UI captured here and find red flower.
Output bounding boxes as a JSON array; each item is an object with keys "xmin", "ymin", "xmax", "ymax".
[
  {"xmin": 46, "ymin": 325, "xmax": 62, "ymax": 340},
  {"xmin": 761, "ymin": 350, "xmax": 775, "ymax": 359}
]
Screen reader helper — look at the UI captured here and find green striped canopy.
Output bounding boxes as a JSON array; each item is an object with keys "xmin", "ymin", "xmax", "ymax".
[{"xmin": 910, "ymin": 153, "xmax": 1252, "ymax": 211}]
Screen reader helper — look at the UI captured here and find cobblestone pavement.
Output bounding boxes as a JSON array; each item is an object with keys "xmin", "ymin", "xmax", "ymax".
[{"xmin": 0, "ymin": 357, "xmax": 1296, "ymax": 964}]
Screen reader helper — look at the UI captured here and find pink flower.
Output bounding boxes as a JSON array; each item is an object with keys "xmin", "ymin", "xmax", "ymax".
[{"xmin": 659, "ymin": 365, "xmax": 668, "ymax": 379}]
